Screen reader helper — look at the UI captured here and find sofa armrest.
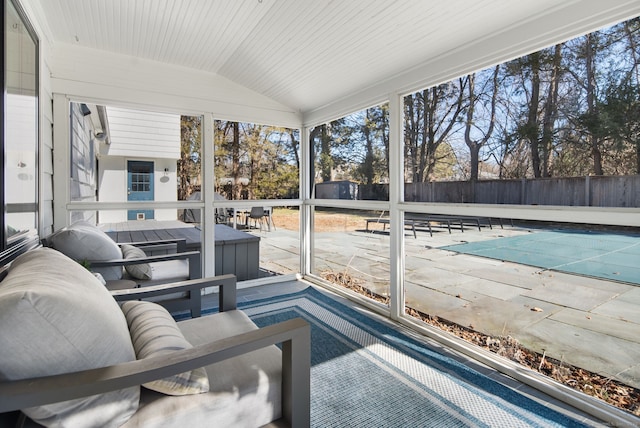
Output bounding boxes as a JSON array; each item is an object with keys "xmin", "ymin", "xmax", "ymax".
[
  {"xmin": 120, "ymin": 238, "xmax": 188, "ymax": 253},
  {"xmin": 0, "ymin": 317, "xmax": 311, "ymax": 428},
  {"xmin": 111, "ymin": 274, "xmax": 238, "ymax": 313}
]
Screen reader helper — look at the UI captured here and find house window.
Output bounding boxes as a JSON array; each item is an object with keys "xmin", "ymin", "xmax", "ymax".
[{"xmin": 1, "ymin": 0, "xmax": 39, "ymax": 252}]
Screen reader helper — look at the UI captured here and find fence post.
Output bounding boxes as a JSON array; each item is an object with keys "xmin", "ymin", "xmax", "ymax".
[
  {"xmin": 521, "ymin": 178, "xmax": 526, "ymax": 205},
  {"xmin": 585, "ymin": 175, "xmax": 590, "ymax": 206}
]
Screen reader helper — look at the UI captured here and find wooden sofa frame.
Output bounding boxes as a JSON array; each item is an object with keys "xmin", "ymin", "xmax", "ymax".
[{"xmin": 0, "ymin": 273, "xmax": 311, "ymax": 427}]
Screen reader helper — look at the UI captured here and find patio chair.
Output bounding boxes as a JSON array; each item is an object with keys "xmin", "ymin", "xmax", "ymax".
[
  {"xmin": 0, "ymin": 247, "xmax": 311, "ymax": 427},
  {"xmin": 215, "ymin": 207, "xmax": 232, "ymax": 225},
  {"xmin": 248, "ymin": 206, "xmax": 268, "ymax": 231}
]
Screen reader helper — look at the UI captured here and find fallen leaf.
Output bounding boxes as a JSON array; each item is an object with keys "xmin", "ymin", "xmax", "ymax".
[{"xmin": 531, "ymin": 307, "xmax": 544, "ymax": 312}]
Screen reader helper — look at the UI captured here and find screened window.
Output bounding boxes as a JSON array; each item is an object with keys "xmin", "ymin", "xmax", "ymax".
[{"xmin": 1, "ymin": 0, "xmax": 38, "ymax": 252}]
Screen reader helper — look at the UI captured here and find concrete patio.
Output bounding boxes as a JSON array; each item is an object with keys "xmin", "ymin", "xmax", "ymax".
[{"xmin": 253, "ymin": 219, "xmax": 640, "ymax": 391}]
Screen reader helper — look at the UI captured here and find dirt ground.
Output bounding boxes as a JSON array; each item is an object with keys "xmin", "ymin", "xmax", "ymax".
[
  {"xmin": 272, "ymin": 207, "xmax": 640, "ymax": 416},
  {"xmin": 272, "ymin": 207, "xmax": 370, "ymax": 232}
]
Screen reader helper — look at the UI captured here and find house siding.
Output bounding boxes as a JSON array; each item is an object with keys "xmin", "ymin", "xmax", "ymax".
[{"xmin": 104, "ymin": 107, "xmax": 180, "ymax": 159}]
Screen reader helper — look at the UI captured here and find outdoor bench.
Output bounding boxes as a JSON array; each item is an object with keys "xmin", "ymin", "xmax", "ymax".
[
  {"xmin": 365, "ymin": 218, "xmax": 420, "ymax": 238},
  {"xmin": 365, "ymin": 214, "xmax": 503, "ymax": 238}
]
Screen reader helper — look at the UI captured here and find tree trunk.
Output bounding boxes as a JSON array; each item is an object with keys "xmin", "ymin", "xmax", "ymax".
[
  {"xmin": 464, "ymin": 67, "xmax": 499, "ymax": 181},
  {"xmin": 527, "ymin": 52, "xmax": 542, "ymax": 178},
  {"xmin": 363, "ymin": 109, "xmax": 375, "ymax": 185},
  {"xmin": 624, "ymin": 21, "xmax": 640, "ymax": 173},
  {"xmin": 585, "ymin": 33, "xmax": 604, "ymax": 175},
  {"xmin": 288, "ymin": 130, "xmax": 300, "ymax": 170},
  {"xmin": 231, "ymin": 122, "xmax": 242, "ymax": 199},
  {"xmin": 541, "ymin": 44, "xmax": 563, "ymax": 177},
  {"xmin": 404, "ymin": 95, "xmax": 420, "ymax": 182},
  {"xmin": 320, "ymin": 124, "xmax": 332, "ymax": 181}
]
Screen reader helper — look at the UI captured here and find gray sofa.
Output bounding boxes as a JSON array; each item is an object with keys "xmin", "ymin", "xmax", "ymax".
[
  {"xmin": 0, "ymin": 245, "xmax": 310, "ymax": 427},
  {"xmin": 42, "ymin": 221, "xmax": 201, "ymax": 284},
  {"xmin": 42, "ymin": 221, "xmax": 204, "ymax": 317}
]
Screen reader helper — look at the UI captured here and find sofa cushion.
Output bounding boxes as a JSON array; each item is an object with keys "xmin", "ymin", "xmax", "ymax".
[
  {"xmin": 121, "ymin": 301, "xmax": 209, "ymax": 396},
  {"xmin": 0, "ymin": 247, "xmax": 139, "ymax": 428},
  {"xmin": 121, "ymin": 244, "xmax": 153, "ymax": 280},
  {"xmin": 121, "ymin": 310, "xmax": 282, "ymax": 428},
  {"xmin": 47, "ymin": 221, "xmax": 123, "ymax": 281}
]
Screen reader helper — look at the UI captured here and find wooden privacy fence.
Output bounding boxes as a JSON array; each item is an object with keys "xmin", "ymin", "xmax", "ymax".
[{"xmin": 361, "ymin": 175, "xmax": 640, "ymax": 207}]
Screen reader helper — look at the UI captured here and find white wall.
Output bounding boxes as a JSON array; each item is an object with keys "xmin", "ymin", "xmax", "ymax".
[
  {"xmin": 104, "ymin": 106, "xmax": 180, "ymax": 159},
  {"xmin": 97, "ymin": 156, "xmax": 178, "ymax": 223}
]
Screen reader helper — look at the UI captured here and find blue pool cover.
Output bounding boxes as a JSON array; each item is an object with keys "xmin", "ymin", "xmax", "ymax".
[{"xmin": 441, "ymin": 230, "xmax": 640, "ymax": 285}]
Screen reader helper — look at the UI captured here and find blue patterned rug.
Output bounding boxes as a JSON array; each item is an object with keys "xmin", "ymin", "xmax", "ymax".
[{"xmin": 233, "ymin": 287, "xmax": 587, "ymax": 427}]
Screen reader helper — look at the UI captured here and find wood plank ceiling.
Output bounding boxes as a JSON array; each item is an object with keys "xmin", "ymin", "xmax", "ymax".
[{"xmin": 32, "ymin": 0, "xmax": 640, "ymax": 116}]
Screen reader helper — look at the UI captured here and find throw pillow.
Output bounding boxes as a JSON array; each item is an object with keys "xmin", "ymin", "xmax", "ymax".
[
  {"xmin": 121, "ymin": 244, "xmax": 153, "ymax": 280},
  {"xmin": 47, "ymin": 221, "xmax": 123, "ymax": 281},
  {"xmin": 121, "ymin": 300, "xmax": 210, "ymax": 396},
  {"xmin": 0, "ymin": 247, "xmax": 139, "ymax": 427}
]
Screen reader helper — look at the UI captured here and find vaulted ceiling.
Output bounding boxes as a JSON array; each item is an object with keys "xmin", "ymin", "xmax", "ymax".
[{"xmin": 29, "ymin": 0, "xmax": 640, "ymax": 118}]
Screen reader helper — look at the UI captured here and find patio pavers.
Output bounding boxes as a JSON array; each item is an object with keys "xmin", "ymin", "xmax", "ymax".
[
  {"xmin": 592, "ymin": 288, "xmax": 640, "ymax": 325},
  {"xmin": 549, "ymin": 308, "xmax": 638, "ymax": 343},
  {"xmin": 516, "ymin": 318, "xmax": 640, "ymax": 389},
  {"xmin": 522, "ymin": 281, "xmax": 622, "ymax": 312},
  {"xmin": 455, "ymin": 277, "xmax": 530, "ymax": 301}
]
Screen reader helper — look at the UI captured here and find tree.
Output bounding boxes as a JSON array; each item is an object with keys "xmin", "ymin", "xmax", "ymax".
[
  {"xmin": 464, "ymin": 66, "xmax": 500, "ymax": 181},
  {"xmin": 353, "ymin": 105, "xmax": 389, "ymax": 185},
  {"xmin": 243, "ymin": 124, "xmax": 299, "ymax": 199},
  {"xmin": 584, "ymin": 32, "xmax": 605, "ymax": 175},
  {"xmin": 503, "ymin": 44, "xmax": 565, "ymax": 178},
  {"xmin": 599, "ymin": 82, "xmax": 640, "ymax": 173},
  {"xmin": 404, "ymin": 80, "xmax": 465, "ymax": 182},
  {"xmin": 311, "ymin": 118, "xmax": 357, "ymax": 183},
  {"xmin": 178, "ymin": 116, "xmax": 201, "ymax": 200},
  {"xmin": 215, "ymin": 121, "xmax": 299, "ymax": 199},
  {"xmin": 539, "ymin": 44, "xmax": 563, "ymax": 177},
  {"xmin": 310, "ymin": 124, "xmax": 333, "ymax": 182}
]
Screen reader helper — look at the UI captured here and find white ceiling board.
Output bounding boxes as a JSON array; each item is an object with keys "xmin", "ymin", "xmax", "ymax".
[{"xmin": 27, "ymin": 0, "xmax": 640, "ymax": 121}]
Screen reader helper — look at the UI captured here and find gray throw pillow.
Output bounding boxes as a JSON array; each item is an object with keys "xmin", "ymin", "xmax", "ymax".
[
  {"xmin": 121, "ymin": 300, "xmax": 210, "ymax": 396},
  {"xmin": 121, "ymin": 244, "xmax": 153, "ymax": 280},
  {"xmin": 47, "ymin": 221, "xmax": 123, "ymax": 281},
  {"xmin": 0, "ymin": 247, "xmax": 139, "ymax": 427}
]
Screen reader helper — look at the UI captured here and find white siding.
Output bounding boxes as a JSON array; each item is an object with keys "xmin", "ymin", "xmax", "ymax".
[
  {"xmin": 105, "ymin": 107, "xmax": 180, "ymax": 160},
  {"xmin": 40, "ymin": 54, "xmax": 54, "ymax": 236},
  {"xmin": 69, "ymin": 103, "xmax": 96, "ymax": 204}
]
